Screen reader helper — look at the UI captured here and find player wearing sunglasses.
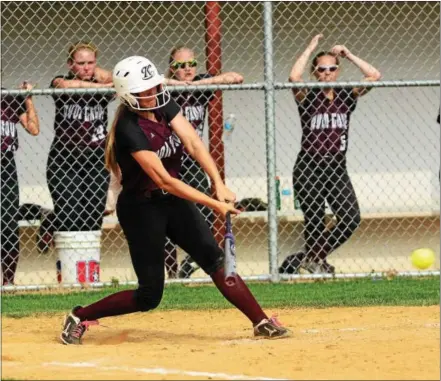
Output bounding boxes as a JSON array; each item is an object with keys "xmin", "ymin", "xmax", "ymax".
[
  {"xmin": 279, "ymin": 34, "xmax": 381, "ymax": 275},
  {"xmin": 164, "ymin": 46, "xmax": 244, "ymax": 279}
]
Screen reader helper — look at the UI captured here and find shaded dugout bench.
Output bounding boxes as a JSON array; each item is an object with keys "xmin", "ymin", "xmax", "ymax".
[{"xmin": 11, "ymin": 169, "xmax": 441, "ymax": 285}]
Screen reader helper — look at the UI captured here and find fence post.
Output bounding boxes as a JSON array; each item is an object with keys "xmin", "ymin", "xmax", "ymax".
[
  {"xmin": 205, "ymin": 1, "xmax": 226, "ymax": 245},
  {"xmin": 263, "ymin": 1, "xmax": 279, "ymax": 283}
]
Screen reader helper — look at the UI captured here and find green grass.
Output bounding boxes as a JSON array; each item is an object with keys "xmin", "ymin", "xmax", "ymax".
[{"xmin": 2, "ymin": 276, "xmax": 439, "ymax": 318}]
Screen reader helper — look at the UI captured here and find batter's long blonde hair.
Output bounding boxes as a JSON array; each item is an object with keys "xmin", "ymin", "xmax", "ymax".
[{"xmin": 104, "ymin": 103, "xmax": 127, "ymax": 178}]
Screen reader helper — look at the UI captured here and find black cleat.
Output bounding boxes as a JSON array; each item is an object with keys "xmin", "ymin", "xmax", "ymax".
[
  {"xmin": 300, "ymin": 257, "xmax": 323, "ymax": 274},
  {"xmin": 278, "ymin": 252, "xmax": 305, "ymax": 274},
  {"xmin": 322, "ymin": 260, "xmax": 336, "ymax": 274},
  {"xmin": 178, "ymin": 256, "xmax": 200, "ymax": 279},
  {"xmin": 301, "ymin": 257, "xmax": 336, "ymax": 275},
  {"xmin": 254, "ymin": 315, "xmax": 290, "ymax": 339},
  {"xmin": 60, "ymin": 306, "xmax": 98, "ymax": 345}
]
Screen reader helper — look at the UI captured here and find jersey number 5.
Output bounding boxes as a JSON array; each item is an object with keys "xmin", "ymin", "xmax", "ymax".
[{"xmin": 340, "ymin": 134, "xmax": 347, "ymax": 151}]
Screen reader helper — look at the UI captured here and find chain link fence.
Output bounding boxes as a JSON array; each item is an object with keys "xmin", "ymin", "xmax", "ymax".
[{"xmin": 1, "ymin": 1, "xmax": 439, "ymax": 289}]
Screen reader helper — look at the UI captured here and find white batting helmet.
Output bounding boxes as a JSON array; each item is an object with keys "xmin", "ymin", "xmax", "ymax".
[{"xmin": 113, "ymin": 56, "xmax": 170, "ymax": 110}]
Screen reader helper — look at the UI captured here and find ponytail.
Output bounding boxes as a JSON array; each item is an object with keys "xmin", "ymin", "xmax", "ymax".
[{"xmin": 105, "ymin": 104, "xmax": 126, "ymax": 178}]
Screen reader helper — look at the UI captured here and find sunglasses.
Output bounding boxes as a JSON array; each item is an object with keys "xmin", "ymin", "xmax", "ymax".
[
  {"xmin": 170, "ymin": 59, "xmax": 198, "ymax": 70},
  {"xmin": 316, "ymin": 65, "xmax": 339, "ymax": 73}
]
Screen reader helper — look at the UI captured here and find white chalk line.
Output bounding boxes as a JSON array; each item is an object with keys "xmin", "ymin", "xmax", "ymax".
[
  {"xmin": 6, "ymin": 323, "xmax": 437, "ymax": 379},
  {"xmin": 43, "ymin": 361, "xmax": 288, "ymax": 381}
]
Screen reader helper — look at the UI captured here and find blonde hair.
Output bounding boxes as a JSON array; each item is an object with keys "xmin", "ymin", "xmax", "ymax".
[
  {"xmin": 105, "ymin": 104, "xmax": 127, "ymax": 178},
  {"xmin": 67, "ymin": 41, "xmax": 98, "ymax": 63},
  {"xmin": 165, "ymin": 45, "xmax": 195, "ymax": 79}
]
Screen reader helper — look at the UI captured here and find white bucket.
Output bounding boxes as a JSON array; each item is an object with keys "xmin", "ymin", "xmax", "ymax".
[{"xmin": 55, "ymin": 231, "xmax": 102, "ymax": 284}]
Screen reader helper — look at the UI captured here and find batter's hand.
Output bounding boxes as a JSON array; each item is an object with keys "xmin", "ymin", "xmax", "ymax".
[
  {"xmin": 214, "ymin": 201, "xmax": 241, "ymax": 218},
  {"xmin": 215, "ymin": 183, "xmax": 236, "ymax": 204}
]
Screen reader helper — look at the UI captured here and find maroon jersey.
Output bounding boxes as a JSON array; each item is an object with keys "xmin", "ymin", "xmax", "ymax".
[
  {"xmin": 297, "ymin": 88, "xmax": 357, "ymax": 155},
  {"xmin": 170, "ymin": 73, "xmax": 214, "ymax": 138},
  {"xmin": 115, "ymin": 97, "xmax": 182, "ymax": 194},
  {"xmin": 1, "ymin": 91, "xmax": 25, "ymax": 152},
  {"xmin": 50, "ymin": 74, "xmax": 113, "ymax": 148}
]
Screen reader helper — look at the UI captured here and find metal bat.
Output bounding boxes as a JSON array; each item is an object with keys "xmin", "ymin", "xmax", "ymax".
[{"xmin": 224, "ymin": 212, "xmax": 237, "ymax": 287}]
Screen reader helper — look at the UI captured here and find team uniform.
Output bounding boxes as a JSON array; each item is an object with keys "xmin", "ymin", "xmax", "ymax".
[
  {"xmin": 43, "ymin": 75, "xmax": 113, "ymax": 236},
  {"xmin": 281, "ymin": 88, "xmax": 361, "ymax": 273},
  {"xmin": 167, "ymin": 73, "xmax": 215, "ymax": 278},
  {"xmin": 116, "ymin": 97, "xmax": 224, "ymax": 288},
  {"xmin": 1, "ymin": 91, "xmax": 26, "ymax": 284}
]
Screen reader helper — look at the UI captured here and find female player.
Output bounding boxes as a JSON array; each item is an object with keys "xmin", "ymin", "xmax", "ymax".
[
  {"xmin": 1, "ymin": 82, "xmax": 40, "ymax": 284},
  {"xmin": 60, "ymin": 56, "xmax": 288, "ymax": 344},
  {"xmin": 38, "ymin": 41, "xmax": 114, "ymax": 250},
  {"xmin": 279, "ymin": 34, "xmax": 381, "ymax": 274},
  {"xmin": 165, "ymin": 45, "xmax": 244, "ymax": 278}
]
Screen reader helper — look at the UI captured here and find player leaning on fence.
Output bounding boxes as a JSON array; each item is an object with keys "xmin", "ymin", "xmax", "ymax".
[
  {"xmin": 37, "ymin": 42, "xmax": 114, "ymax": 251},
  {"xmin": 60, "ymin": 56, "xmax": 288, "ymax": 345},
  {"xmin": 279, "ymin": 34, "xmax": 381, "ymax": 275},
  {"xmin": 164, "ymin": 45, "xmax": 244, "ymax": 279},
  {"xmin": 1, "ymin": 82, "xmax": 40, "ymax": 285}
]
